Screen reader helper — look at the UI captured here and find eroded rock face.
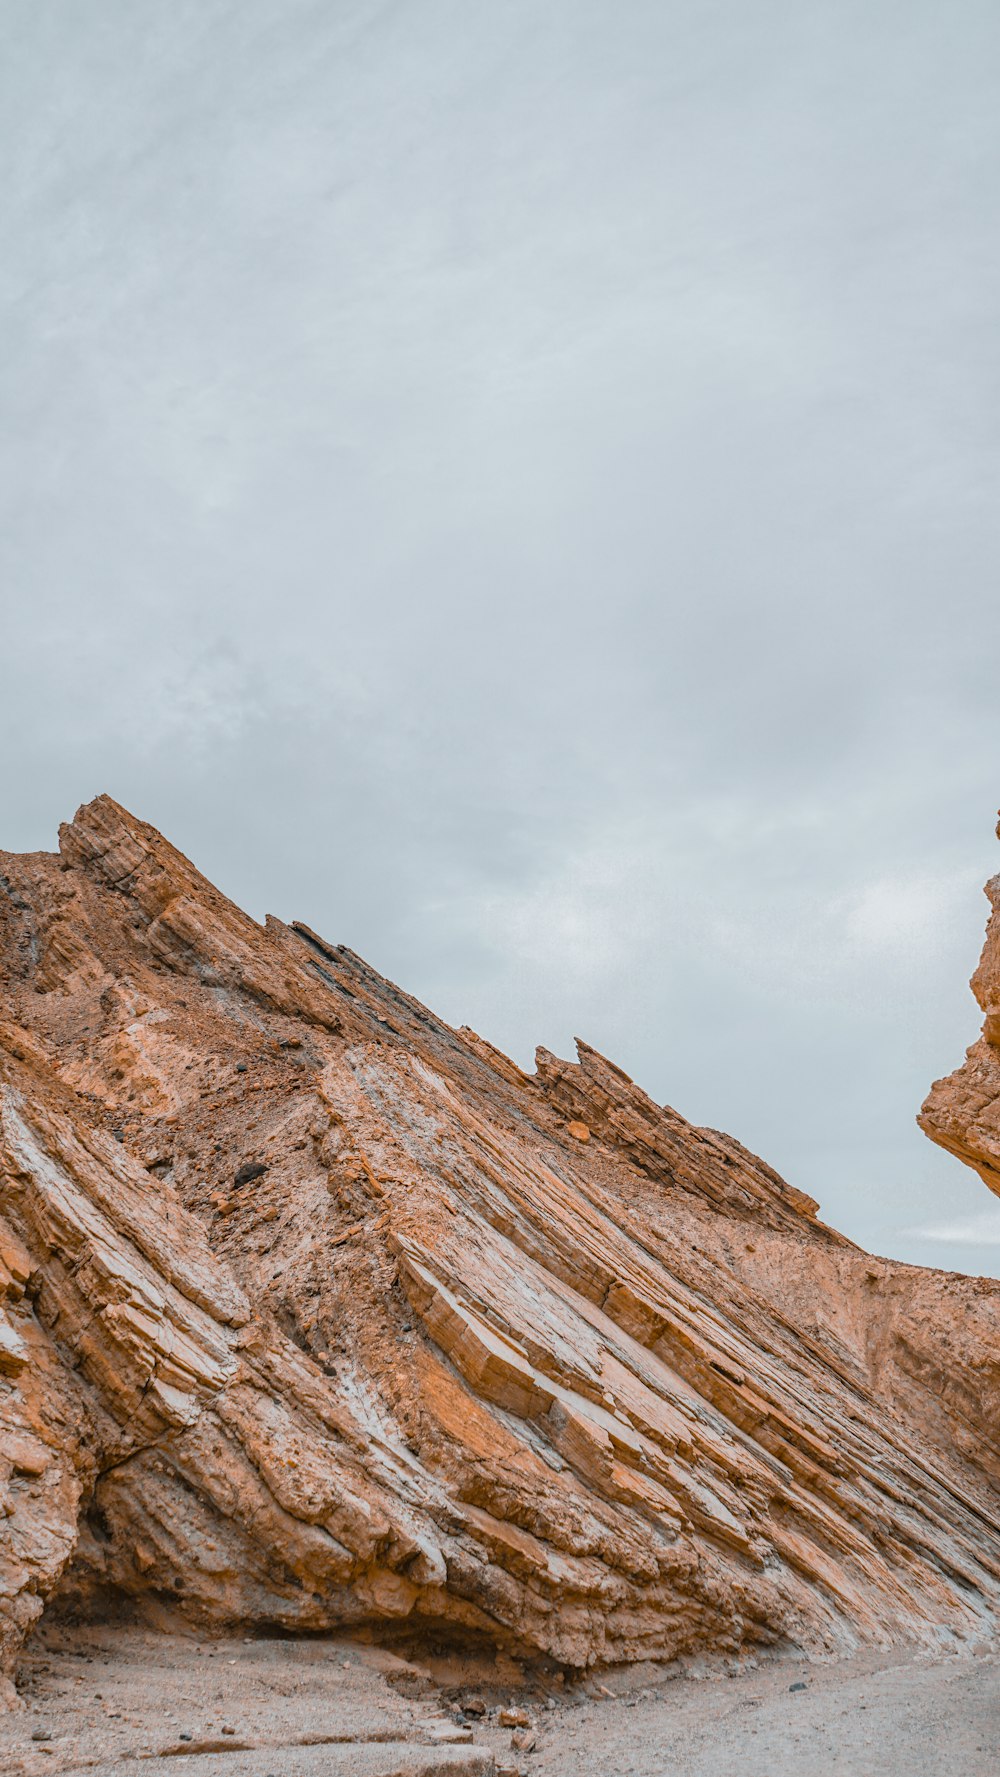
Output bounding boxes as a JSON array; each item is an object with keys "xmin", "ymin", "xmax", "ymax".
[
  {"xmin": 921, "ymin": 871, "xmax": 1000, "ymax": 1198},
  {"xmin": 2, "ymin": 797, "xmax": 1000, "ymax": 1692}
]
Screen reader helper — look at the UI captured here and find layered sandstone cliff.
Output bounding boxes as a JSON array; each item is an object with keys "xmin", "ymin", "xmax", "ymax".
[{"xmin": 1, "ymin": 798, "xmax": 1000, "ymax": 1699}]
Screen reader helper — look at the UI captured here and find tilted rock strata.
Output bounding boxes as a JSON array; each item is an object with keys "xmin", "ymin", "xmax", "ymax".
[{"xmin": 1, "ymin": 798, "xmax": 1000, "ymax": 1693}]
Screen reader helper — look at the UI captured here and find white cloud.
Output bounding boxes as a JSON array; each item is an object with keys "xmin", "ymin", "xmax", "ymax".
[{"xmin": 908, "ymin": 1210, "xmax": 1000, "ymax": 1246}]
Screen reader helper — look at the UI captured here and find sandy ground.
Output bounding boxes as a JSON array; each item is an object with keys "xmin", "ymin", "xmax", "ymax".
[{"xmin": 0, "ymin": 1626, "xmax": 997, "ymax": 1777}]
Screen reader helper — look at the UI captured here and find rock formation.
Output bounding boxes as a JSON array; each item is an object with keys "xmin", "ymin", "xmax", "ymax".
[
  {"xmin": 2, "ymin": 797, "xmax": 1000, "ymax": 1699},
  {"xmin": 921, "ymin": 863, "xmax": 1000, "ymax": 1198}
]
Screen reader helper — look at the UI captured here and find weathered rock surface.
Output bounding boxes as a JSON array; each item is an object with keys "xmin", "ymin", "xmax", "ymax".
[
  {"xmin": 921, "ymin": 867, "xmax": 1000, "ymax": 1199},
  {"xmin": 2, "ymin": 797, "xmax": 1000, "ymax": 1694}
]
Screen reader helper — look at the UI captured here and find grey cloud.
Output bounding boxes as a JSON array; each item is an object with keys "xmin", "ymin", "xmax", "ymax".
[{"xmin": 3, "ymin": 0, "xmax": 1000, "ymax": 1273}]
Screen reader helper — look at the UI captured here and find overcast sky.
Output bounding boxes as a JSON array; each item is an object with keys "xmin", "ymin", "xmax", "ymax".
[{"xmin": 3, "ymin": 1, "xmax": 1000, "ymax": 1274}]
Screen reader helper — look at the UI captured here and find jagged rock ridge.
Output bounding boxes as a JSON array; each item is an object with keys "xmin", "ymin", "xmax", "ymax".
[{"xmin": 1, "ymin": 797, "xmax": 1000, "ymax": 1697}]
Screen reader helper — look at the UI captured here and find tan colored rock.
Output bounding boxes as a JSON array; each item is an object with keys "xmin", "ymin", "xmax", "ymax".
[
  {"xmin": 1, "ymin": 796, "xmax": 1000, "ymax": 1693},
  {"xmin": 921, "ymin": 869, "xmax": 1000, "ymax": 1196}
]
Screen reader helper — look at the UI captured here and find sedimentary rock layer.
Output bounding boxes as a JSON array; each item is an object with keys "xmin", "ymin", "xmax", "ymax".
[{"xmin": 1, "ymin": 797, "xmax": 1000, "ymax": 1694}]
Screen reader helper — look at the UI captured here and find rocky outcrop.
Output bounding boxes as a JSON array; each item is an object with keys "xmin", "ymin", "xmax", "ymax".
[
  {"xmin": 2, "ymin": 798, "xmax": 1000, "ymax": 1695},
  {"xmin": 921, "ymin": 869, "xmax": 1000, "ymax": 1197}
]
